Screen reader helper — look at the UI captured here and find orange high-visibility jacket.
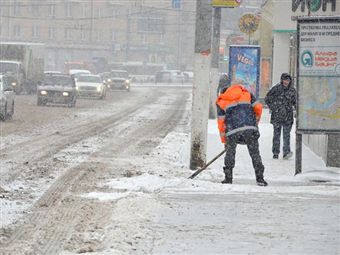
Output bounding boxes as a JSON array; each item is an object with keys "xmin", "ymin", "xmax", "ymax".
[{"xmin": 216, "ymin": 84, "xmax": 262, "ymax": 143}]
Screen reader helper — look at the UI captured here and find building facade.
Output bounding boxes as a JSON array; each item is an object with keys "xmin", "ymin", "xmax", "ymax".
[
  {"xmin": 270, "ymin": 0, "xmax": 340, "ymax": 167},
  {"xmin": 0, "ymin": 0, "xmax": 195, "ymax": 72}
]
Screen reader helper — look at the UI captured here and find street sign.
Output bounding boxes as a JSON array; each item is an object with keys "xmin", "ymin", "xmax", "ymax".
[
  {"xmin": 212, "ymin": 0, "xmax": 242, "ymax": 8},
  {"xmin": 239, "ymin": 13, "xmax": 260, "ymax": 35},
  {"xmin": 296, "ymin": 16, "xmax": 340, "ymax": 133}
]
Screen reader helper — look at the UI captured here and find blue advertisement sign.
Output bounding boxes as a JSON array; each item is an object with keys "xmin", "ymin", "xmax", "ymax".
[{"xmin": 228, "ymin": 45, "xmax": 261, "ymax": 98}]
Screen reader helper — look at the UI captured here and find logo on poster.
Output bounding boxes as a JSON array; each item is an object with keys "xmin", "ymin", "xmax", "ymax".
[
  {"xmin": 301, "ymin": 50, "xmax": 313, "ymax": 67},
  {"xmin": 335, "ymin": 64, "xmax": 340, "ymax": 75}
]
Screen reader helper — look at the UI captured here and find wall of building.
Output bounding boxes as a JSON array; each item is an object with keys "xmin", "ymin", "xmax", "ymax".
[
  {"xmin": 272, "ymin": 32, "xmax": 291, "ymax": 84},
  {"xmin": 0, "ymin": 0, "xmax": 196, "ymax": 73},
  {"xmin": 271, "ymin": 0, "xmax": 340, "ymax": 167}
]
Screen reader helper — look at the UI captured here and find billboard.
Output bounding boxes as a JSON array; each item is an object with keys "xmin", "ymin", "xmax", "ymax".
[
  {"xmin": 297, "ymin": 17, "xmax": 340, "ymax": 132},
  {"xmin": 228, "ymin": 45, "xmax": 261, "ymax": 98}
]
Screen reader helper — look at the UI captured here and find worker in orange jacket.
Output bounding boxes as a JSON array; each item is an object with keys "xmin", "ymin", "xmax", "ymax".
[{"xmin": 216, "ymin": 83, "xmax": 267, "ymax": 186}]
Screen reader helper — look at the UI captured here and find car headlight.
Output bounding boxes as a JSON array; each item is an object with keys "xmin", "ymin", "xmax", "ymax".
[
  {"xmin": 63, "ymin": 92, "xmax": 69, "ymax": 97},
  {"xmin": 40, "ymin": 90, "xmax": 47, "ymax": 95},
  {"xmin": 11, "ymin": 82, "xmax": 17, "ymax": 86}
]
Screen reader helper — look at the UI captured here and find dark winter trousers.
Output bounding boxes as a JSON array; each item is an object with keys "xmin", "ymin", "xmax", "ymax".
[
  {"xmin": 272, "ymin": 123, "xmax": 292, "ymax": 156},
  {"xmin": 224, "ymin": 131, "xmax": 265, "ymax": 180}
]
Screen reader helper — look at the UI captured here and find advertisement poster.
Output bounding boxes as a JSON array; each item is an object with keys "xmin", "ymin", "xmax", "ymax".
[
  {"xmin": 228, "ymin": 45, "xmax": 260, "ymax": 98},
  {"xmin": 297, "ymin": 17, "xmax": 340, "ymax": 132},
  {"xmin": 299, "ymin": 21, "xmax": 340, "ymax": 77}
]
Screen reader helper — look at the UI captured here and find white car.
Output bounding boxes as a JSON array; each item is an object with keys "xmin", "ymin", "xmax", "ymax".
[
  {"xmin": 75, "ymin": 74, "xmax": 106, "ymax": 99},
  {"xmin": 0, "ymin": 75, "xmax": 15, "ymax": 121}
]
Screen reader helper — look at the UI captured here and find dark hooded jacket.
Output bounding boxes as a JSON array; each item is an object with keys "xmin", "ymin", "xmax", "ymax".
[
  {"xmin": 217, "ymin": 74, "xmax": 230, "ymax": 96},
  {"xmin": 265, "ymin": 74, "xmax": 296, "ymax": 125}
]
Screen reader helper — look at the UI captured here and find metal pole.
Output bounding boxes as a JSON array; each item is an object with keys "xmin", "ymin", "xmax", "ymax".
[
  {"xmin": 295, "ymin": 18, "xmax": 302, "ymax": 175},
  {"xmin": 190, "ymin": 0, "xmax": 212, "ymax": 170},
  {"xmin": 177, "ymin": 7, "xmax": 181, "ymax": 69},
  {"xmin": 295, "ymin": 133, "xmax": 302, "ymax": 175},
  {"xmin": 209, "ymin": 7, "xmax": 221, "ymax": 119}
]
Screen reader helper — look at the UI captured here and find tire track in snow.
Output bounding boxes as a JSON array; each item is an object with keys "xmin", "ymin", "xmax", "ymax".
[{"xmin": 0, "ymin": 87, "xmax": 190, "ymax": 254}]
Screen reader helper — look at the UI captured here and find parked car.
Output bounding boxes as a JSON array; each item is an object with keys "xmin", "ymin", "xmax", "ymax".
[
  {"xmin": 182, "ymin": 71, "xmax": 194, "ymax": 82},
  {"xmin": 0, "ymin": 75, "xmax": 15, "ymax": 121},
  {"xmin": 75, "ymin": 74, "xmax": 106, "ymax": 99},
  {"xmin": 106, "ymin": 70, "xmax": 131, "ymax": 91},
  {"xmin": 155, "ymin": 70, "xmax": 185, "ymax": 83},
  {"xmin": 37, "ymin": 73, "xmax": 77, "ymax": 107}
]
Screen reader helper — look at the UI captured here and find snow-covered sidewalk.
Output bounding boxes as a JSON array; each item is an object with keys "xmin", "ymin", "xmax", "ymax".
[{"xmin": 79, "ymin": 109, "xmax": 340, "ymax": 254}]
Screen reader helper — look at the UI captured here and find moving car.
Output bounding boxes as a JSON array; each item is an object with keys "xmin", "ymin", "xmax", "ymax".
[
  {"xmin": 75, "ymin": 74, "xmax": 106, "ymax": 99},
  {"xmin": 37, "ymin": 73, "xmax": 77, "ymax": 107},
  {"xmin": 106, "ymin": 70, "xmax": 131, "ymax": 91},
  {"xmin": 0, "ymin": 75, "xmax": 15, "ymax": 121}
]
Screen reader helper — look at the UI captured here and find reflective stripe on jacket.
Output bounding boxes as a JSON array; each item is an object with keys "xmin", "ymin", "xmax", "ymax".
[{"xmin": 216, "ymin": 84, "xmax": 262, "ymax": 143}]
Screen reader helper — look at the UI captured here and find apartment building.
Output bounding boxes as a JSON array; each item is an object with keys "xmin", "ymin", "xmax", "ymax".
[{"xmin": 0, "ymin": 0, "xmax": 195, "ymax": 72}]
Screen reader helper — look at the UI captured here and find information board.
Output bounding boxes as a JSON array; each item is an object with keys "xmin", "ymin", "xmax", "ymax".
[{"xmin": 297, "ymin": 17, "xmax": 340, "ymax": 132}]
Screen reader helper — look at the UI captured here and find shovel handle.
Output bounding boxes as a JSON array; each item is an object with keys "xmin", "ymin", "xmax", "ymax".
[{"xmin": 188, "ymin": 149, "xmax": 226, "ymax": 179}]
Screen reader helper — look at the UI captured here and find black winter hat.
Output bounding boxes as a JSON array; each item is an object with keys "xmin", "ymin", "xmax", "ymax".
[{"xmin": 280, "ymin": 73, "xmax": 292, "ymax": 81}]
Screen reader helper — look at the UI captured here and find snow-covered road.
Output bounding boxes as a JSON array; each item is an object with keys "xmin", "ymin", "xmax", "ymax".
[{"xmin": 1, "ymin": 85, "xmax": 339, "ymax": 254}]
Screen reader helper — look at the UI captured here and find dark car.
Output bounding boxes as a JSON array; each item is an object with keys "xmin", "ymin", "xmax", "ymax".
[
  {"xmin": 106, "ymin": 70, "xmax": 131, "ymax": 91},
  {"xmin": 37, "ymin": 74, "xmax": 77, "ymax": 107}
]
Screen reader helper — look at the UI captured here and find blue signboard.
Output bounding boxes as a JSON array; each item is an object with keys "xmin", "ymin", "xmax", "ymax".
[
  {"xmin": 228, "ymin": 45, "xmax": 261, "ymax": 98},
  {"xmin": 172, "ymin": 0, "xmax": 181, "ymax": 9}
]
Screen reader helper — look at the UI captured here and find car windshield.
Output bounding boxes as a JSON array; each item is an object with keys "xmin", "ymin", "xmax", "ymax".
[
  {"xmin": 111, "ymin": 71, "xmax": 128, "ymax": 78},
  {"xmin": 44, "ymin": 75, "xmax": 74, "ymax": 86},
  {"xmin": 77, "ymin": 76, "xmax": 101, "ymax": 83},
  {"xmin": 0, "ymin": 62, "xmax": 19, "ymax": 73}
]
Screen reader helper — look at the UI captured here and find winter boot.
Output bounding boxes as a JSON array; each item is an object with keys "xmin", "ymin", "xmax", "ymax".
[
  {"xmin": 256, "ymin": 177, "xmax": 268, "ymax": 186},
  {"xmin": 222, "ymin": 167, "xmax": 232, "ymax": 184},
  {"xmin": 283, "ymin": 151, "xmax": 293, "ymax": 160}
]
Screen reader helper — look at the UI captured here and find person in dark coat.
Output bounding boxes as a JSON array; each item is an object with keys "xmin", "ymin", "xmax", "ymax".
[
  {"xmin": 216, "ymin": 83, "xmax": 267, "ymax": 186},
  {"xmin": 265, "ymin": 73, "xmax": 296, "ymax": 159}
]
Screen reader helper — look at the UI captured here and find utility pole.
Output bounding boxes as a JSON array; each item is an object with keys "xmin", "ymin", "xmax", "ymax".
[
  {"xmin": 209, "ymin": 7, "xmax": 221, "ymax": 119},
  {"xmin": 189, "ymin": 0, "xmax": 212, "ymax": 170},
  {"xmin": 177, "ymin": 7, "xmax": 181, "ymax": 69}
]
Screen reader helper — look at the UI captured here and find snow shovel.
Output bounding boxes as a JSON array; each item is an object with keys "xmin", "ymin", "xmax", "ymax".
[{"xmin": 188, "ymin": 149, "xmax": 226, "ymax": 179}]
